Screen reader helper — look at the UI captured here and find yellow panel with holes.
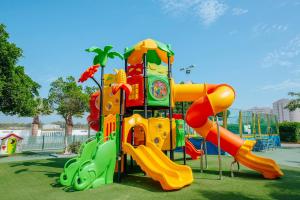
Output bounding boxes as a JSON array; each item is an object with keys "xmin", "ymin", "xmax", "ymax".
[{"xmin": 148, "ymin": 117, "xmax": 176, "ymax": 150}]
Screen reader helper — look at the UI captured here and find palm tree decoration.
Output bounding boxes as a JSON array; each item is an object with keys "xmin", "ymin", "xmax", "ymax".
[
  {"xmin": 82, "ymin": 45, "xmax": 123, "ymax": 137},
  {"xmin": 285, "ymin": 92, "xmax": 300, "ymax": 111}
]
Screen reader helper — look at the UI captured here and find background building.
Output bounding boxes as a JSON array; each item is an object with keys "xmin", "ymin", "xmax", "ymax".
[
  {"xmin": 273, "ymin": 99, "xmax": 300, "ymax": 122},
  {"xmin": 248, "ymin": 107, "xmax": 273, "ymax": 114}
]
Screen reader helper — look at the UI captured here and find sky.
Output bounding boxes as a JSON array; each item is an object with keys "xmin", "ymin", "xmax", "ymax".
[{"xmin": 0, "ymin": 0, "xmax": 300, "ymax": 123}]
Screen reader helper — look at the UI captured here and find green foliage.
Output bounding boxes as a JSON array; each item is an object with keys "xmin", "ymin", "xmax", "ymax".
[
  {"xmin": 48, "ymin": 76, "xmax": 94, "ymax": 125},
  {"xmin": 32, "ymin": 97, "xmax": 53, "ymax": 124},
  {"xmin": 0, "ymin": 24, "xmax": 40, "ymax": 116},
  {"xmin": 86, "ymin": 45, "xmax": 123, "ymax": 66},
  {"xmin": 285, "ymin": 92, "xmax": 300, "ymax": 111},
  {"xmin": 279, "ymin": 122, "xmax": 300, "ymax": 142},
  {"xmin": 227, "ymin": 124, "xmax": 239, "ymax": 134},
  {"xmin": 173, "ymin": 101, "xmax": 192, "ymax": 114},
  {"xmin": 67, "ymin": 141, "xmax": 82, "ymax": 154}
]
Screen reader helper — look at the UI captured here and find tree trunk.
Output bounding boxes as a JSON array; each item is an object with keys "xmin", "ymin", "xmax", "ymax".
[
  {"xmin": 64, "ymin": 115, "xmax": 73, "ymax": 154},
  {"xmin": 31, "ymin": 115, "xmax": 40, "ymax": 136},
  {"xmin": 66, "ymin": 115, "xmax": 73, "ymax": 136}
]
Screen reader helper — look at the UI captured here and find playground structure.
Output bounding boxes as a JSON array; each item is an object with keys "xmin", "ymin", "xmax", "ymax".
[{"xmin": 60, "ymin": 39, "xmax": 283, "ymax": 191}]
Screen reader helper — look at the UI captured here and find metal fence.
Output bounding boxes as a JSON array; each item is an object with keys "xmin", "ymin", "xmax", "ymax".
[{"xmin": 21, "ymin": 135, "xmax": 91, "ymax": 151}]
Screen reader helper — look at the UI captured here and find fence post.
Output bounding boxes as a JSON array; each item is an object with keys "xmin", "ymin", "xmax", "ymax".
[
  {"xmin": 257, "ymin": 113, "xmax": 262, "ymax": 138},
  {"xmin": 238, "ymin": 111, "xmax": 243, "ymax": 138},
  {"xmin": 42, "ymin": 135, "xmax": 45, "ymax": 151},
  {"xmin": 252, "ymin": 113, "xmax": 256, "ymax": 137},
  {"xmin": 222, "ymin": 110, "xmax": 227, "ymax": 129}
]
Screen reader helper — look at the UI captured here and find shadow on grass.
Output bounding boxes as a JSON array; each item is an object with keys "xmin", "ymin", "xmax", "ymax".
[
  {"xmin": 266, "ymin": 168, "xmax": 300, "ymax": 200},
  {"xmin": 9, "ymin": 158, "xmax": 68, "ymax": 189},
  {"xmin": 200, "ymin": 191, "xmax": 255, "ymax": 200},
  {"xmin": 192, "ymin": 168, "xmax": 263, "ymax": 180},
  {"xmin": 9, "ymin": 158, "xmax": 68, "ymax": 169},
  {"xmin": 119, "ymin": 174, "xmax": 163, "ymax": 192}
]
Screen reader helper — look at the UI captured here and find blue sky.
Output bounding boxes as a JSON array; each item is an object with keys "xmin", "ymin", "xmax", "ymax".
[{"xmin": 0, "ymin": 0, "xmax": 300, "ymax": 123}]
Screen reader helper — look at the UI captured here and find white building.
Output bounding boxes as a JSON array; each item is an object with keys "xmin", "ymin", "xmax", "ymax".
[
  {"xmin": 248, "ymin": 107, "xmax": 273, "ymax": 114},
  {"xmin": 273, "ymin": 99, "xmax": 300, "ymax": 122}
]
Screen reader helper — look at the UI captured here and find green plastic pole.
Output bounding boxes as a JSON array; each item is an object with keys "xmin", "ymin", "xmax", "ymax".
[{"xmin": 223, "ymin": 110, "xmax": 227, "ymax": 129}]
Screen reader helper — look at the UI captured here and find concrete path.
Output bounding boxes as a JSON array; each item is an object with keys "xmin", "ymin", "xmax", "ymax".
[
  {"xmin": 0, "ymin": 151, "xmax": 60, "ymax": 163},
  {"xmin": 257, "ymin": 144, "xmax": 300, "ymax": 168}
]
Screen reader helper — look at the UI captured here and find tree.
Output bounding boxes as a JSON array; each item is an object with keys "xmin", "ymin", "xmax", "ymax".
[
  {"xmin": 48, "ymin": 76, "xmax": 95, "ymax": 153},
  {"xmin": 0, "ymin": 24, "xmax": 40, "ymax": 116},
  {"xmin": 48, "ymin": 76, "xmax": 94, "ymax": 135},
  {"xmin": 285, "ymin": 92, "xmax": 300, "ymax": 111},
  {"xmin": 31, "ymin": 97, "xmax": 52, "ymax": 136}
]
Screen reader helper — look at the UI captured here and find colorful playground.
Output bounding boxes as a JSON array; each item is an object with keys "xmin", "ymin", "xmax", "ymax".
[
  {"xmin": 1, "ymin": 1, "xmax": 300, "ymax": 199},
  {"xmin": 1, "ymin": 37, "xmax": 300, "ymax": 200},
  {"xmin": 55, "ymin": 38, "xmax": 286, "ymax": 191}
]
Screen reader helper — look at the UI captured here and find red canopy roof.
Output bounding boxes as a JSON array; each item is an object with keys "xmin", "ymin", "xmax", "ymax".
[{"xmin": 0, "ymin": 133, "xmax": 23, "ymax": 140}]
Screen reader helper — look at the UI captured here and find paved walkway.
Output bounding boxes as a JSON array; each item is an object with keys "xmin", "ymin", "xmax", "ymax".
[
  {"xmin": 257, "ymin": 143, "xmax": 300, "ymax": 168},
  {"xmin": 0, "ymin": 152, "xmax": 61, "ymax": 163}
]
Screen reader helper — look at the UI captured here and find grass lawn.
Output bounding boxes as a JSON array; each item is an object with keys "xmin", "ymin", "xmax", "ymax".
[{"xmin": 0, "ymin": 154, "xmax": 299, "ymax": 200}]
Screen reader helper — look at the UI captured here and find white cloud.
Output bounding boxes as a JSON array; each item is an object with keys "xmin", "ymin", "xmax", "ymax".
[
  {"xmin": 261, "ymin": 79, "xmax": 300, "ymax": 91},
  {"xmin": 261, "ymin": 35, "xmax": 300, "ymax": 68},
  {"xmin": 232, "ymin": 8, "xmax": 248, "ymax": 16},
  {"xmin": 253, "ymin": 23, "xmax": 288, "ymax": 35},
  {"xmin": 159, "ymin": 0, "xmax": 228, "ymax": 25},
  {"xmin": 195, "ymin": 0, "xmax": 228, "ymax": 25}
]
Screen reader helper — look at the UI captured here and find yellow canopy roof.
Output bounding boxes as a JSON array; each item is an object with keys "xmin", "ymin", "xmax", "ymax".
[{"xmin": 124, "ymin": 39, "xmax": 174, "ymax": 65}]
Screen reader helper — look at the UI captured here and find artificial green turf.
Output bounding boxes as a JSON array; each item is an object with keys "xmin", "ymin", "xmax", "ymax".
[{"xmin": 0, "ymin": 154, "xmax": 299, "ymax": 200}]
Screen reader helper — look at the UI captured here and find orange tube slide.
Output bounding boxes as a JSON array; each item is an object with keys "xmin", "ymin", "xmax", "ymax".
[{"xmin": 172, "ymin": 81, "xmax": 283, "ymax": 179}]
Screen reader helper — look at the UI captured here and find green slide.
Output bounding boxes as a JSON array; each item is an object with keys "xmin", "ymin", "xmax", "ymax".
[{"xmin": 60, "ymin": 134, "xmax": 117, "ymax": 190}]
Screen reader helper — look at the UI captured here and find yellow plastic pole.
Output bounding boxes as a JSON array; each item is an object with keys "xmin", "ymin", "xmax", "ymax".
[
  {"xmin": 238, "ymin": 111, "xmax": 243, "ymax": 138},
  {"xmin": 257, "ymin": 113, "xmax": 262, "ymax": 138},
  {"xmin": 252, "ymin": 113, "xmax": 256, "ymax": 138}
]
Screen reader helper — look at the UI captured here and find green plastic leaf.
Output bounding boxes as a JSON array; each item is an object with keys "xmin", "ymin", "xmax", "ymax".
[
  {"xmin": 104, "ymin": 45, "xmax": 113, "ymax": 53},
  {"xmin": 108, "ymin": 51, "xmax": 124, "ymax": 60},
  {"xmin": 99, "ymin": 55, "xmax": 108, "ymax": 66},
  {"xmin": 86, "ymin": 46, "xmax": 103, "ymax": 55},
  {"xmin": 123, "ymin": 47, "xmax": 134, "ymax": 58},
  {"xmin": 93, "ymin": 54, "xmax": 100, "ymax": 65}
]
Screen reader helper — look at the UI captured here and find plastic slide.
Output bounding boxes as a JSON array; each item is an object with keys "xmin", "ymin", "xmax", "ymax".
[
  {"xmin": 172, "ymin": 82, "xmax": 283, "ymax": 179},
  {"xmin": 185, "ymin": 139, "xmax": 204, "ymax": 160},
  {"xmin": 60, "ymin": 137, "xmax": 98, "ymax": 186},
  {"xmin": 123, "ymin": 142, "xmax": 193, "ymax": 190},
  {"xmin": 60, "ymin": 135, "xmax": 117, "ymax": 190}
]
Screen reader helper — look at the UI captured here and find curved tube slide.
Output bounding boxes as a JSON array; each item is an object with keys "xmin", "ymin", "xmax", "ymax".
[{"xmin": 173, "ymin": 81, "xmax": 283, "ymax": 179}]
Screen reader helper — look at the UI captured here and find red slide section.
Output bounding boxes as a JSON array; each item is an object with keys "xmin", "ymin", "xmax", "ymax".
[{"xmin": 185, "ymin": 139, "xmax": 204, "ymax": 160}]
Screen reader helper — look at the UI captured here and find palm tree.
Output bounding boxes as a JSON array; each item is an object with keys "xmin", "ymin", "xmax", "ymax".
[
  {"xmin": 84, "ymin": 45, "xmax": 123, "ymax": 135},
  {"xmin": 31, "ymin": 97, "xmax": 52, "ymax": 136},
  {"xmin": 285, "ymin": 92, "xmax": 300, "ymax": 111}
]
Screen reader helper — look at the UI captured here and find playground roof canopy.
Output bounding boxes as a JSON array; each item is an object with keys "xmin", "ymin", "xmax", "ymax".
[{"xmin": 124, "ymin": 39, "xmax": 175, "ymax": 65}]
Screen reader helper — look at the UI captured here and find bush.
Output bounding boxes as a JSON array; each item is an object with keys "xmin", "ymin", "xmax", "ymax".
[
  {"xmin": 67, "ymin": 141, "xmax": 82, "ymax": 154},
  {"xmin": 279, "ymin": 122, "xmax": 300, "ymax": 142}
]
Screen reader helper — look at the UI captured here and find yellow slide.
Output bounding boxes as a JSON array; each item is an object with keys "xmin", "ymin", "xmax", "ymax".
[{"xmin": 123, "ymin": 142, "xmax": 193, "ymax": 190}]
